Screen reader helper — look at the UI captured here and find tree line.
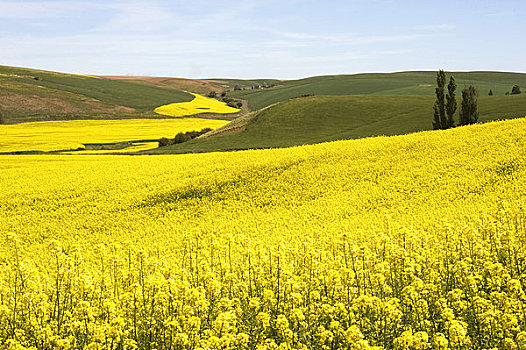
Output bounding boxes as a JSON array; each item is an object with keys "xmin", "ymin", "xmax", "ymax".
[{"xmin": 432, "ymin": 70, "xmax": 479, "ymax": 130}]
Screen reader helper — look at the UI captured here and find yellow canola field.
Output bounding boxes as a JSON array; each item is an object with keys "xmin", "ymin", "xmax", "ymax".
[
  {"xmin": 155, "ymin": 92, "xmax": 240, "ymax": 117},
  {"xmin": 1, "ymin": 118, "xmax": 526, "ymax": 349},
  {"xmin": 0, "ymin": 118, "xmax": 228, "ymax": 153}
]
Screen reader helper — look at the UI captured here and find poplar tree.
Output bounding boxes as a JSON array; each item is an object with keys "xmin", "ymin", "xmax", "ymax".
[
  {"xmin": 459, "ymin": 85, "xmax": 479, "ymax": 125},
  {"xmin": 445, "ymin": 76, "xmax": 457, "ymax": 128},
  {"xmin": 432, "ymin": 70, "xmax": 447, "ymax": 129}
]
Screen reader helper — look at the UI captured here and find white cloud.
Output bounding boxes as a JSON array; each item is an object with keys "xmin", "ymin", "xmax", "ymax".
[
  {"xmin": 91, "ymin": 2, "xmax": 174, "ymax": 32},
  {"xmin": 0, "ymin": 1, "xmax": 95, "ymax": 19},
  {"xmin": 412, "ymin": 24, "xmax": 456, "ymax": 31}
]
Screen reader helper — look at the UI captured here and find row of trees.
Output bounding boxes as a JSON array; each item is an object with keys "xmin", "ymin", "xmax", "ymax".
[
  {"xmin": 433, "ymin": 70, "xmax": 479, "ymax": 130},
  {"xmin": 158, "ymin": 128, "xmax": 213, "ymax": 147}
]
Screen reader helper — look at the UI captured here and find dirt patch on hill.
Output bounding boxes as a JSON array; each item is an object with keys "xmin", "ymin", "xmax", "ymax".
[
  {"xmin": 0, "ymin": 90, "xmax": 136, "ymax": 120},
  {"xmin": 99, "ymin": 76, "xmax": 228, "ymax": 94}
]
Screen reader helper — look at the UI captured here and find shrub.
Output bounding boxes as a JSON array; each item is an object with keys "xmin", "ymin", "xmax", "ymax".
[
  {"xmin": 207, "ymin": 91, "xmax": 217, "ymax": 98},
  {"xmin": 158, "ymin": 137, "xmax": 172, "ymax": 147},
  {"xmin": 511, "ymin": 85, "xmax": 522, "ymax": 95},
  {"xmin": 173, "ymin": 132, "xmax": 191, "ymax": 144}
]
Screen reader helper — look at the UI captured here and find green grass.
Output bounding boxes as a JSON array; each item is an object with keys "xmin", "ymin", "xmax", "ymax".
[
  {"xmin": 0, "ymin": 65, "xmax": 192, "ymax": 122},
  {"xmin": 230, "ymin": 71, "xmax": 526, "ymax": 110},
  {"xmin": 149, "ymin": 93, "xmax": 526, "ymax": 154}
]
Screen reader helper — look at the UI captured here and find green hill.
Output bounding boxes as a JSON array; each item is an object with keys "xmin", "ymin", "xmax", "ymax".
[
  {"xmin": 0, "ymin": 65, "xmax": 192, "ymax": 122},
  {"xmin": 230, "ymin": 71, "xmax": 526, "ymax": 110},
  {"xmin": 149, "ymin": 93, "xmax": 526, "ymax": 154}
]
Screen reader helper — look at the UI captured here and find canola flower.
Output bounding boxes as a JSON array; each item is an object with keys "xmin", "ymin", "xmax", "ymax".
[
  {"xmin": 1, "ymin": 118, "xmax": 526, "ymax": 349},
  {"xmin": 0, "ymin": 118, "xmax": 228, "ymax": 153},
  {"xmin": 154, "ymin": 93, "xmax": 240, "ymax": 117}
]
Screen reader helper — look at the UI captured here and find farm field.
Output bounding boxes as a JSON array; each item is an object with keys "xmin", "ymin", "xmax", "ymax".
[
  {"xmin": 0, "ymin": 118, "xmax": 228, "ymax": 153},
  {"xmin": 154, "ymin": 93, "xmax": 240, "ymax": 117},
  {"xmin": 2, "ymin": 117, "xmax": 526, "ymax": 349},
  {"xmin": 153, "ymin": 93, "xmax": 526, "ymax": 154}
]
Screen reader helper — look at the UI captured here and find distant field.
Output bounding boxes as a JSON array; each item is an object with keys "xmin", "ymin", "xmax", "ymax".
[
  {"xmin": 230, "ymin": 71, "xmax": 526, "ymax": 110},
  {"xmin": 0, "ymin": 65, "xmax": 192, "ymax": 122},
  {"xmin": 0, "ymin": 118, "xmax": 228, "ymax": 153},
  {"xmin": 101, "ymin": 76, "xmax": 281, "ymax": 95},
  {"xmin": 150, "ymin": 93, "xmax": 526, "ymax": 154}
]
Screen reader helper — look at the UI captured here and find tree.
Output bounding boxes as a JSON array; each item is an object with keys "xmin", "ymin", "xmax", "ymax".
[
  {"xmin": 433, "ymin": 70, "xmax": 447, "ymax": 130},
  {"xmin": 458, "ymin": 85, "xmax": 479, "ymax": 126},
  {"xmin": 207, "ymin": 91, "xmax": 217, "ymax": 98},
  {"xmin": 511, "ymin": 85, "xmax": 522, "ymax": 95},
  {"xmin": 488, "ymin": 89, "xmax": 493, "ymax": 96},
  {"xmin": 445, "ymin": 76, "xmax": 457, "ymax": 128}
]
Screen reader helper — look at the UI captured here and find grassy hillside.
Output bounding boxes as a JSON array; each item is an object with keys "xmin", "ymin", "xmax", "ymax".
[
  {"xmin": 230, "ymin": 71, "xmax": 526, "ymax": 110},
  {"xmin": 149, "ymin": 93, "xmax": 526, "ymax": 153},
  {"xmin": 100, "ymin": 76, "xmax": 282, "ymax": 96},
  {"xmin": 2, "ymin": 117, "xmax": 526, "ymax": 348},
  {"xmin": 0, "ymin": 65, "xmax": 192, "ymax": 122}
]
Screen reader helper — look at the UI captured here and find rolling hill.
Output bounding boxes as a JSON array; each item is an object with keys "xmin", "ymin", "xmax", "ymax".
[
  {"xmin": 0, "ymin": 65, "xmax": 193, "ymax": 122},
  {"xmin": 230, "ymin": 71, "xmax": 526, "ymax": 110},
  {"xmin": 149, "ymin": 93, "xmax": 526, "ymax": 154}
]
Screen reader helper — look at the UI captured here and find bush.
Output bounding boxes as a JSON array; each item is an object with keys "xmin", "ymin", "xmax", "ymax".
[
  {"xmin": 511, "ymin": 85, "xmax": 522, "ymax": 95},
  {"xmin": 173, "ymin": 132, "xmax": 191, "ymax": 144},
  {"xmin": 236, "ymin": 102, "xmax": 243, "ymax": 108},
  {"xmin": 207, "ymin": 91, "xmax": 217, "ymax": 98},
  {"xmin": 158, "ymin": 137, "xmax": 172, "ymax": 147}
]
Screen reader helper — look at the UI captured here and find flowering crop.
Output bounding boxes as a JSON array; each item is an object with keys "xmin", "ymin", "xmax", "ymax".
[
  {"xmin": 1, "ymin": 118, "xmax": 526, "ymax": 349},
  {"xmin": 155, "ymin": 93, "xmax": 240, "ymax": 117},
  {"xmin": 0, "ymin": 118, "xmax": 228, "ymax": 153}
]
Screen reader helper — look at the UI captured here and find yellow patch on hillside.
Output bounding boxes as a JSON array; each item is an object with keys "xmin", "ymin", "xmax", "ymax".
[
  {"xmin": 154, "ymin": 92, "xmax": 240, "ymax": 117},
  {"xmin": 76, "ymin": 74, "xmax": 101, "ymax": 79}
]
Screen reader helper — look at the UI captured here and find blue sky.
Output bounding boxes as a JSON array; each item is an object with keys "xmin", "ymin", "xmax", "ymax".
[{"xmin": 1, "ymin": 0, "xmax": 525, "ymax": 79}]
